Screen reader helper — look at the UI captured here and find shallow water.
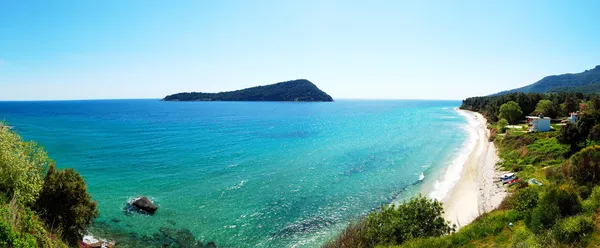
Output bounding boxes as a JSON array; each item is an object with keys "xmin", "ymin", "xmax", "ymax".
[{"xmin": 0, "ymin": 100, "xmax": 467, "ymax": 247}]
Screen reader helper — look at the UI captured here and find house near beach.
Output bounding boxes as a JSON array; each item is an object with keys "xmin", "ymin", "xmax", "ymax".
[
  {"xmin": 567, "ymin": 112, "xmax": 580, "ymax": 123},
  {"xmin": 526, "ymin": 116, "xmax": 551, "ymax": 132}
]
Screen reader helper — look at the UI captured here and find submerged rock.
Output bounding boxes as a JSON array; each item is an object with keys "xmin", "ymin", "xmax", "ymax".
[{"xmin": 126, "ymin": 196, "xmax": 158, "ymax": 214}]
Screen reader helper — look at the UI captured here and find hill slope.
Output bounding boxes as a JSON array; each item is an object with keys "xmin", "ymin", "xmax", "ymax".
[
  {"xmin": 163, "ymin": 79, "xmax": 333, "ymax": 102},
  {"xmin": 494, "ymin": 65, "xmax": 600, "ymax": 95}
]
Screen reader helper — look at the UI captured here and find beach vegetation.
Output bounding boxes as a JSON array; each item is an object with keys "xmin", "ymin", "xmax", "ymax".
[
  {"xmin": 552, "ymin": 214, "xmax": 595, "ymax": 244},
  {"xmin": 496, "ymin": 118, "xmax": 509, "ymax": 133},
  {"xmin": 323, "ymin": 195, "xmax": 454, "ymax": 248},
  {"xmin": 565, "ymin": 146, "xmax": 600, "ymax": 186},
  {"xmin": 0, "ymin": 124, "xmax": 49, "ymax": 205},
  {"xmin": 498, "ymin": 101, "xmax": 523, "ymax": 124},
  {"xmin": 35, "ymin": 164, "xmax": 99, "ymax": 245},
  {"xmin": 0, "ymin": 125, "xmax": 94, "ymax": 247}
]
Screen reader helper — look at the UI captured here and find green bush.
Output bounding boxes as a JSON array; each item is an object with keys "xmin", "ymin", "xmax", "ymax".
[
  {"xmin": 527, "ymin": 201, "xmax": 560, "ymax": 233},
  {"xmin": 552, "ymin": 215, "xmax": 595, "ymax": 244},
  {"xmin": 589, "ymin": 124, "xmax": 600, "ymax": 141},
  {"xmin": 510, "ymin": 225, "xmax": 540, "ymax": 248},
  {"xmin": 35, "ymin": 164, "xmax": 99, "ymax": 246},
  {"xmin": 497, "ymin": 119, "xmax": 509, "ymax": 133},
  {"xmin": 526, "ymin": 187, "xmax": 581, "ymax": 233},
  {"xmin": 0, "ymin": 125, "xmax": 50, "ymax": 204},
  {"xmin": 582, "ymin": 186, "xmax": 600, "ymax": 213},
  {"xmin": 363, "ymin": 196, "xmax": 454, "ymax": 246},
  {"xmin": 511, "ymin": 187, "xmax": 540, "ymax": 218},
  {"xmin": 325, "ymin": 196, "xmax": 454, "ymax": 247},
  {"xmin": 566, "ymin": 146, "xmax": 600, "ymax": 185}
]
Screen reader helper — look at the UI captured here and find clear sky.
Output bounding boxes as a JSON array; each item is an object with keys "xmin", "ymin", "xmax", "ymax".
[{"xmin": 1, "ymin": 0, "xmax": 599, "ymax": 100}]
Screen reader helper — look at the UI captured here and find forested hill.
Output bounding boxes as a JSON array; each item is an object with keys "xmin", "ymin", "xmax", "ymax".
[
  {"xmin": 163, "ymin": 79, "xmax": 333, "ymax": 102},
  {"xmin": 494, "ymin": 65, "xmax": 600, "ymax": 95}
]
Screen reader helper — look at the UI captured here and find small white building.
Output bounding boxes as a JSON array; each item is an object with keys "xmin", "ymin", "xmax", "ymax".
[
  {"xmin": 527, "ymin": 116, "xmax": 551, "ymax": 132},
  {"xmin": 567, "ymin": 112, "xmax": 579, "ymax": 123}
]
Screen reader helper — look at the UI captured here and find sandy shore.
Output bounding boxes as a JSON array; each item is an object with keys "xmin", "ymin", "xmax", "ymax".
[{"xmin": 442, "ymin": 110, "xmax": 507, "ymax": 228}]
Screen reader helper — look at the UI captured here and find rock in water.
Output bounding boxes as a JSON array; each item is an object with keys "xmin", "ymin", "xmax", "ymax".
[{"xmin": 131, "ymin": 196, "xmax": 158, "ymax": 214}]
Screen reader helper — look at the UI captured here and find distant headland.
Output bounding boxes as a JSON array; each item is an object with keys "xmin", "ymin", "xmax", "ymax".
[{"xmin": 163, "ymin": 79, "xmax": 333, "ymax": 102}]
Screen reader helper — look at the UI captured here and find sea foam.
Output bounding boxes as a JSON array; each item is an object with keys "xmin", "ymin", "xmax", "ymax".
[{"xmin": 428, "ymin": 109, "xmax": 480, "ymax": 201}]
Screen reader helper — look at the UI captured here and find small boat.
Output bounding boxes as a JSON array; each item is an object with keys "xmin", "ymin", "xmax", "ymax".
[
  {"xmin": 419, "ymin": 172, "xmax": 425, "ymax": 181},
  {"xmin": 528, "ymin": 178, "xmax": 543, "ymax": 186},
  {"xmin": 500, "ymin": 173, "xmax": 515, "ymax": 180},
  {"xmin": 505, "ymin": 178, "xmax": 520, "ymax": 186}
]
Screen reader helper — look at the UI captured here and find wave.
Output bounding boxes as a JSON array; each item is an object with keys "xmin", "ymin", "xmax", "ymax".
[
  {"xmin": 428, "ymin": 109, "xmax": 480, "ymax": 201},
  {"xmin": 226, "ymin": 180, "xmax": 247, "ymax": 191}
]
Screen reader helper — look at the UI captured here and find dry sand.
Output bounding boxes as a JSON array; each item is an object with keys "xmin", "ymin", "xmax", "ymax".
[{"xmin": 442, "ymin": 110, "xmax": 507, "ymax": 229}]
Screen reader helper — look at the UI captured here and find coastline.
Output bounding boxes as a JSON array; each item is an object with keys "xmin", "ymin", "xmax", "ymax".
[{"xmin": 440, "ymin": 109, "xmax": 507, "ymax": 228}]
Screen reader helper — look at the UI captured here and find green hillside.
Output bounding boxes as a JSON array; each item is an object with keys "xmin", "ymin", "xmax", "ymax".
[
  {"xmin": 495, "ymin": 65, "xmax": 600, "ymax": 95},
  {"xmin": 163, "ymin": 79, "xmax": 333, "ymax": 102}
]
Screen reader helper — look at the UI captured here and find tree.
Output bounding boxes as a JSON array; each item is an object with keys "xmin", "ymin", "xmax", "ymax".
[
  {"xmin": 589, "ymin": 124, "xmax": 600, "ymax": 141},
  {"xmin": 558, "ymin": 123, "xmax": 585, "ymax": 153},
  {"xmin": 534, "ymin": 99, "xmax": 557, "ymax": 118},
  {"xmin": 563, "ymin": 96, "xmax": 579, "ymax": 114},
  {"xmin": 498, "ymin": 101, "xmax": 523, "ymax": 124},
  {"xmin": 363, "ymin": 195, "xmax": 455, "ymax": 246},
  {"xmin": 0, "ymin": 124, "xmax": 49, "ymax": 204},
  {"xmin": 34, "ymin": 164, "xmax": 99, "ymax": 245},
  {"xmin": 566, "ymin": 146, "xmax": 600, "ymax": 186}
]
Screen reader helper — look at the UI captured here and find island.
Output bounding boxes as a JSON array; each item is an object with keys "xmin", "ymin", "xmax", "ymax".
[{"xmin": 163, "ymin": 79, "xmax": 333, "ymax": 102}]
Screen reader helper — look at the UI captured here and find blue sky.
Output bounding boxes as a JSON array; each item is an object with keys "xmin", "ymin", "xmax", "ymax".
[{"xmin": 1, "ymin": 0, "xmax": 599, "ymax": 100}]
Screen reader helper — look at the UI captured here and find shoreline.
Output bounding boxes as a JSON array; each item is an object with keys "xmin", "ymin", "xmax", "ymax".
[{"xmin": 440, "ymin": 109, "xmax": 507, "ymax": 228}]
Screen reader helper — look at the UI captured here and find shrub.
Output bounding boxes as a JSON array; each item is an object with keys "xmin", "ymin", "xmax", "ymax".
[
  {"xmin": 497, "ymin": 119, "xmax": 509, "ymax": 133},
  {"xmin": 363, "ymin": 195, "xmax": 454, "ymax": 246},
  {"xmin": 510, "ymin": 225, "xmax": 540, "ymax": 248},
  {"xmin": 582, "ymin": 186, "xmax": 600, "ymax": 213},
  {"xmin": 35, "ymin": 164, "xmax": 99, "ymax": 245},
  {"xmin": 326, "ymin": 196, "xmax": 454, "ymax": 247},
  {"xmin": 526, "ymin": 201, "xmax": 560, "ymax": 233},
  {"xmin": 526, "ymin": 187, "xmax": 581, "ymax": 233},
  {"xmin": 511, "ymin": 187, "xmax": 539, "ymax": 218},
  {"xmin": 558, "ymin": 123, "xmax": 585, "ymax": 153},
  {"xmin": 552, "ymin": 215, "xmax": 594, "ymax": 244},
  {"xmin": 589, "ymin": 124, "xmax": 600, "ymax": 141},
  {"xmin": 566, "ymin": 146, "xmax": 600, "ymax": 185},
  {"xmin": 0, "ymin": 126, "xmax": 49, "ymax": 204}
]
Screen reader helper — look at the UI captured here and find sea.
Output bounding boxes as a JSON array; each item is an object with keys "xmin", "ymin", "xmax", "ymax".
[{"xmin": 0, "ymin": 99, "xmax": 471, "ymax": 247}]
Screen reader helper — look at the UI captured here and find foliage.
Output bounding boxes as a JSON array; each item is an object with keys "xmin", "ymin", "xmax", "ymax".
[
  {"xmin": 324, "ymin": 195, "xmax": 454, "ymax": 247},
  {"xmin": 566, "ymin": 146, "xmax": 600, "ymax": 186},
  {"xmin": 396, "ymin": 211, "xmax": 514, "ymax": 248},
  {"xmin": 0, "ymin": 196, "xmax": 67, "ymax": 248},
  {"xmin": 582, "ymin": 186, "xmax": 600, "ymax": 213},
  {"xmin": 497, "ymin": 119, "xmax": 509, "ymax": 133},
  {"xmin": 563, "ymin": 95, "xmax": 580, "ymax": 114},
  {"xmin": 0, "ymin": 125, "xmax": 50, "ymax": 205},
  {"xmin": 163, "ymin": 79, "xmax": 334, "ymax": 102},
  {"xmin": 507, "ymin": 186, "xmax": 539, "ymax": 218},
  {"xmin": 35, "ymin": 164, "xmax": 99, "ymax": 245},
  {"xmin": 589, "ymin": 124, "xmax": 600, "ymax": 141},
  {"xmin": 551, "ymin": 215, "xmax": 595, "ymax": 244},
  {"xmin": 534, "ymin": 99, "xmax": 558, "ymax": 118},
  {"xmin": 526, "ymin": 187, "xmax": 581, "ymax": 233},
  {"xmin": 557, "ymin": 123, "xmax": 585, "ymax": 153},
  {"xmin": 498, "ymin": 101, "xmax": 523, "ymax": 124}
]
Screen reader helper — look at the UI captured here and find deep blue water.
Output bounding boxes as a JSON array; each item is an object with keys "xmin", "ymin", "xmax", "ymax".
[{"xmin": 0, "ymin": 100, "xmax": 467, "ymax": 247}]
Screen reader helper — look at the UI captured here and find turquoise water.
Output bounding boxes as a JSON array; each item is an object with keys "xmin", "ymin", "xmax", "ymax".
[{"xmin": 0, "ymin": 100, "xmax": 467, "ymax": 247}]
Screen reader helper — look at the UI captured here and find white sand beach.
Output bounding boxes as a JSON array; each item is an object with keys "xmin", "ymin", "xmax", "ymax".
[{"xmin": 442, "ymin": 110, "xmax": 507, "ymax": 228}]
